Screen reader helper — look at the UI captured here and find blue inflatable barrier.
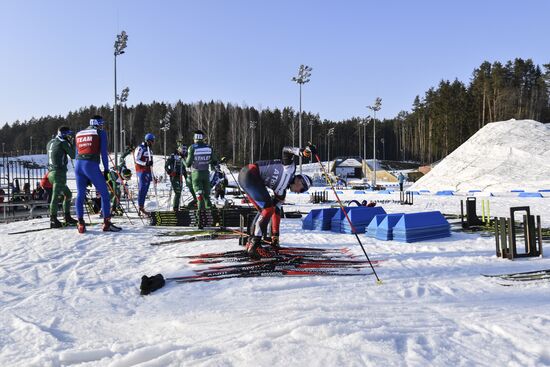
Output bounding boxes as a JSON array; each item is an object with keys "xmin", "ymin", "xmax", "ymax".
[
  {"xmin": 518, "ymin": 192, "xmax": 543, "ymax": 198},
  {"xmin": 419, "ymin": 190, "xmax": 430, "ymax": 193},
  {"xmin": 392, "ymin": 211, "xmax": 451, "ymax": 243},
  {"xmin": 331, "ymin": 207, "xmax": 352, "ymax": 232},
  {"xmin": 375, "ymin": 214, "xmax": 405, "ymax": 240},
  {"xmin": 312, "ymin": 208, "xmax": 339, "ymax": 230},
  {"xmin": 510, "ymin": 189, "xmax": 525, "ymax": 193},
  {"xmin": 339, "ymin": 206, "xmax": 387, "ymax": 234},
  {"xmin": 378, "ymin": 190, "xmax": 393, "ymax": 195},
  {"xmin": 538, "ymin": 189, "xmax": 550, "ymax": 193},
  {"xmin": 468, "ymin": 189, "xmax": 481, "ymax": 193},
  {"xmin": 435, "ymin": 190, "xmax": 454, "ymax": 196},
  {"xmin": 366, "ymin": 214, "xmax": 387, "ymax": 237},
  {"xmin": 302, "ymin": 209, "xmax": 322, "ymax": 230},
  {"xmin": 354, "ymin": 190, "xmax": 366, "ymax": 194}
]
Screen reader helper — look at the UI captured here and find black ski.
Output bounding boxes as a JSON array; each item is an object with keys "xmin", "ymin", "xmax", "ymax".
[
  {"xmin": 482, "ymin": 268, "xmax": 550, "ymax": 279},
  {"xmin": 171, "ymin": 267, "xmax": 373, "ymax": 283},
  {"xmin": 150, "ymin": 233, "xmax": 239, "ymax": 246},
  {"xmin": 7, "ymin": 222, "xmax": 99, "ymax": 235}
]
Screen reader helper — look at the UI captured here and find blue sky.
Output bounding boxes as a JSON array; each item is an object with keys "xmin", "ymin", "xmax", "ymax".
[{"xmin": 1, "ymin": 0, "xmax": 549, "ymax": 125}]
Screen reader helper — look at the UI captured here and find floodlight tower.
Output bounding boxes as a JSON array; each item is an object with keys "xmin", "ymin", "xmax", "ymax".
[
  {"xmin": 367, "ymin": 97, "xmax": 382, "ymax": 188},
  {"xmin": 327, "ymin": 127, "xmax": 335, "ymax": 168},
  {"xmin": 160, "ymin": 110, "xmax": 172, "ymax": 161},
  {"xmin": 119, "ymin": 87, "xmax": 129, "ymax": 152},
  {"xmin": 249, "ymin": 121, "xmax": 257, "ymax": 163},
  {"xmin": 113, "ymin": 30, "xmax": 128, "ymax": 167},
  {"xmin": 291, "ymin": 64, "xmax": 313, "ymax": 174}
]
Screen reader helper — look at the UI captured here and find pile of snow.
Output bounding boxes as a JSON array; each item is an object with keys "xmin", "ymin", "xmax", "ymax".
[{"xmin": 411, "ymin": 119, "xmax": 550, "ymax": 193}]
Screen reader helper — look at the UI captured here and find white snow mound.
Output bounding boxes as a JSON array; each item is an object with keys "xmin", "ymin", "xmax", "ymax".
[{"xmin": 411, "ymin": 119, "xmax": 550, "ymax": 193}]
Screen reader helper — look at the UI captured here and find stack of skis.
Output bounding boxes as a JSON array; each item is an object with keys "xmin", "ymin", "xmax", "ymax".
[
  {"xmin": 171, "ymin": 246, "xmax": 379, "ymax": 283},
  {"xmin": 141, "ymin": 245, "xmax": 380, "ymax": 294}
]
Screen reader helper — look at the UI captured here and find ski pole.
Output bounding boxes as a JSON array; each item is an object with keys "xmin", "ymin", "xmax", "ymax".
[
  {"xmin": 314, "ymin": 152, "xmax": 382, "ymax": 284},
  {"xmin": 108, "ymin": 155, "xmax": 145, "ymax": 224},
  {"xmin": 105, "ymin": 178, "xmax": 133, "ymax": 225},
  {"xmin": 83, "ymin": 189, "xmax": 93, "ymax": 224},
  {"xmin": 223, "ymin": 162, "xmax": 251, "ymax": 209}
]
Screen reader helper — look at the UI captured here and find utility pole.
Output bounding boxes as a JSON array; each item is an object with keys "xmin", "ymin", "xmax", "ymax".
[
  {"xmin": 113, "ymin": 30, "xmax": 128, "ymax": 167},
  {"xmin": 367, "ymin": 98, "xmax": 382, "ymax": 188},
  {"xmin": 291, "ymin": 64, "xmax": 313, "ymax": 174}
]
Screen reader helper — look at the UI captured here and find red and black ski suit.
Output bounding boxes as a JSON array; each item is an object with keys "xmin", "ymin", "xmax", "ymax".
[{"xmin": 238, "ymin": 146, "xmax": 302, "ymax": 238}]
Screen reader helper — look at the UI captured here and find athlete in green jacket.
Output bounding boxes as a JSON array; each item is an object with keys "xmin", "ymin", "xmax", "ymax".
[
  {"xmin": 185, "ymin": 130, "xmax": 217, "ymax": 217},
  {"xmin": 46, "ymin": 126, "xmax": 77, "ymax": 228},
  {"xmin": 165, "ymin": 143, "xmax": 190, "ymax": 211}
]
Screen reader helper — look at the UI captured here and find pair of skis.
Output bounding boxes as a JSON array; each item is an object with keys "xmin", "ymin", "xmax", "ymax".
[{"xmin": 483, "ymin": 268, "xmax": 550, "ymax": 283}]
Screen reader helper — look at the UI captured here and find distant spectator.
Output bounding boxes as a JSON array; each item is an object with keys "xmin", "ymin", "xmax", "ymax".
[
  {"xmin": 398, "ymin": 172, "xmax": 405, "ymax": 192},
  {"xmin": 22, "ymin": 182, "xmax": 31, "ymax": 200},
  {"xmin": 40, "ymin": 171, "xmax": 53, "ymax": 203},
  {"xmin": 32, "ymin": 181, "xmax": 45, "ymax": 200}
]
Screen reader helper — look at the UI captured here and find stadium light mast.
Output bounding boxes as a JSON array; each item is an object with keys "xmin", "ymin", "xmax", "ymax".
[
  {"xmin": 249, "ymin": 121, "xmax": 257, "ymax": 163},
  {"xmin": 367, "ymin": 97, "xmax": 382, "ymax": 188},
  {"xmin": 160, "ymin": 110, "xmax": 172, "ymax": 161},
  {"xmin": 327, "ymin": 127, "xmax": 335, "ymax": 169},
  {"xmin": 119, "ymin": 87, "xmax": 129, "ymax": 152},
  {"xmin": 113, "ymin": 30, "xmax": 128, "ymax": 167},
  {"xmin": 291, "ymin": 64, "xmax": 313, "ymax": 174}
]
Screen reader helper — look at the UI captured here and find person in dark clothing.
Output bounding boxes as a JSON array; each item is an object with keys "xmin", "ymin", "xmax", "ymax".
[
  {"xmin": 46, "ymin": 126, "xmax": 78, "ymax": 227},
  {"xmin": 398, "ymin": 172, "xmax": 405, "ymax": 192},
  {"xmin": 238, "ymin": 144, "xmax": 315, "ymax": 259}
]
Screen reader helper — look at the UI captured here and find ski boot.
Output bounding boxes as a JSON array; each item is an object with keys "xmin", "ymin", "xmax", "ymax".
[
  {"xmin": 77, "ymin": 218, "xmax": 86, "ymax": 234},
  {"xmin": 103, "ymin": 217, "xmax": 122, "ymax": 232},
  {"xmin": 270, "ymin": 233, "xmax": 281, "ymax": 251},
  {"xmin": 50, "ymin": 215, "xmax": 63, "ymax": 229},
  {"xmin": 139, "ymin": 206, "xmax": 150, "ymax": 218},
  {"xmin": 64, "ymin": 213, "xmax": 78, "ymax": 225},
  {"xmin": 246, "ymin": 236, "xmax": 271, "ymax": 260}
]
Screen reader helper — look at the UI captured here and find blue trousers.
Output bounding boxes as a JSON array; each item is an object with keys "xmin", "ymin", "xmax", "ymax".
[
  {"xmin": 137, "ymin": 171, "xmax": 152, "ymax": 207},
  {"xmin": 75, "ymin": 159, "xmax": 111, "ymax": 219}
]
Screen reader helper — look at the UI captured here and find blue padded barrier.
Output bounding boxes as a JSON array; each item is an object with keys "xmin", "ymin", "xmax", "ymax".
[
  {"xmin": 311, "ymin": 208, "xmax": 339, "ymax": 230},
  {"xmin": 378, "ymin": 190, "xmax": 393, "ymax": 195},
  {"xmin": 468, "ymin": 189, "xmax": 481, "ymax": 193},
  {"xmin": 518, "ymin": 192, "xmax": 543, "ymax": 198},
  {"xmin": 354, "ymin": 190, "xmax": 366, "ymax": 194},
  {"xmin": 392, "ymin": 211, "xmax": 451, "ymax": 243},
  {"xmin": 510, "ymin": 189, "xmax": 525, "ymax": 193},
  {"xmin": 538, "ymin": 189, "xmax": 550, "ymax": 193},
  {"xmin": 339, "ymin": 206, "xmax": 387, "ymax": 234},
  {"xmin": 366, "ymin": 214, "xmax": 387, "ymax": 237},
  {"xmin": 302, "ymin": 209, "xmax": 322, "ymax": 230},
  {"xmin": 331, "ymin": 207, "xmax": 352, "ymax": 232},
  {"xmin": 375, "ymin": 213, "xmax": 405, "ymax": 240},
  {"xmin": 435, "ymin": 190, "xmax": 454, "ymax": 196}
]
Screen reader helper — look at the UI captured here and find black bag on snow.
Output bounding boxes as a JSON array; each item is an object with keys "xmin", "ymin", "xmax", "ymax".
[{"xmin": 140, "ymin": 274, "xmax": 165, "ymax": 295}]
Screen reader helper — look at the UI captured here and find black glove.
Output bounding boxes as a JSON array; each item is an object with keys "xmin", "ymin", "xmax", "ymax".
[{"xmin": 146, "ymin": 161, "xmax": 154, "ymax": 167}]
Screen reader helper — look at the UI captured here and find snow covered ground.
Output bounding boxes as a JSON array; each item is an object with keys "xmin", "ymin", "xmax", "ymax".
[
  {"xmin": 2, "ymin": 120, "xmax": 550, "ymax": 366},
  {"xmin": 1, "ymin": 192, "xmax": 550, "ymax": 366}
]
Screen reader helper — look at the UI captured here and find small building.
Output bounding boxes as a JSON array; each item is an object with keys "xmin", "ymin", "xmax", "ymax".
[{"xmin": 333, "ymin": 157, "xmax": 363, "ymax": 179}]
